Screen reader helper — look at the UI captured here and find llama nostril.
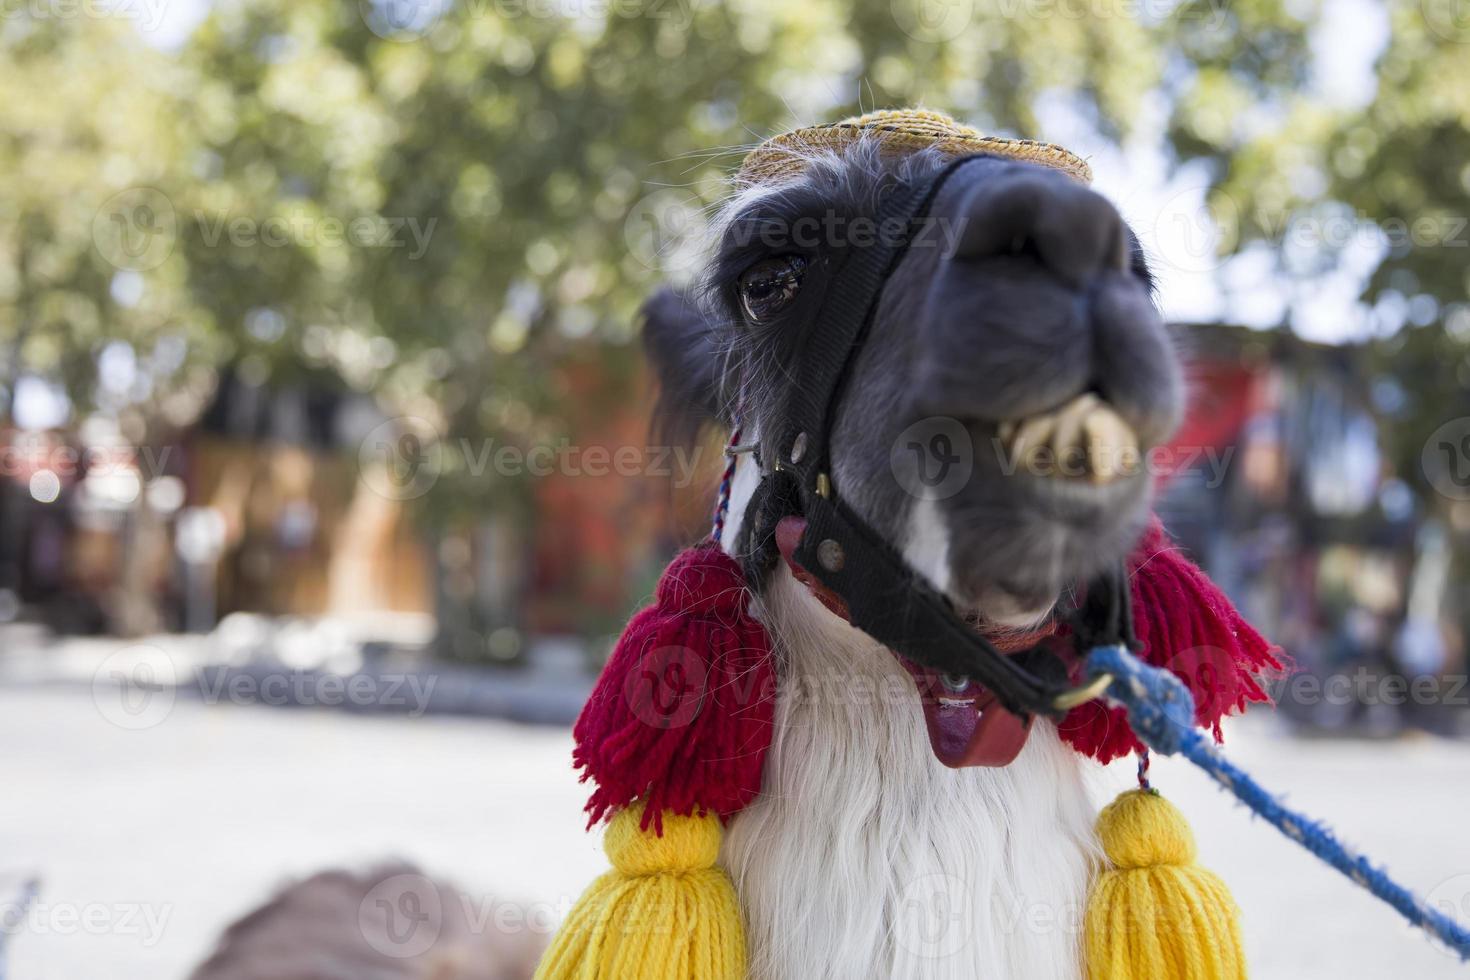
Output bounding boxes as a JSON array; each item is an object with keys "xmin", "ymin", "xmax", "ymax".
[{"xmin": 949, "ymin": 170, "xmax": 1128, "ymax": 287}]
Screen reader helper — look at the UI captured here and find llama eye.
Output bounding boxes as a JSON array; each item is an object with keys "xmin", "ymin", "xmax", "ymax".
[{"xmin": 738, "ymin": 254, "xmax": 807, "ymax": 323}]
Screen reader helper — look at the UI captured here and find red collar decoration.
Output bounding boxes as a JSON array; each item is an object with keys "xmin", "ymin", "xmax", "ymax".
[
  {"xmin": 571, "ymin": 545, "xmax": 775, "ymax": 833},
  {"xmin": 569, "ymin": 515, "xmax": 1283, "ymax": 832},
  {"xmin": 1058, "ymin": 519, "xmax": 1283, "ymax": 763}
]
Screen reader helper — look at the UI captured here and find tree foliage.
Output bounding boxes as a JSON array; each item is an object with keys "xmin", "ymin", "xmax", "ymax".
[{"xmin": 1, "ymin": 0, "xmax": 1467, "ymax": 521}]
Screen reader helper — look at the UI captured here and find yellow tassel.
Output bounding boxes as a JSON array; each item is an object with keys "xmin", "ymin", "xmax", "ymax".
[
  {"xmin": 1085, "ymin": 789, "xmax": 1246, "ymax": 980},
  {"xmin": 536, "ymin": 803, "xmax": 745, "ymax": 980}
]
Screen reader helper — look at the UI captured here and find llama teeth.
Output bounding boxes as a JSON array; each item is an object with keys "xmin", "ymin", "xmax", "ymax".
[
  {"xmin": 1009, "ymin": 414, "xmax": 1055, "ymax": 470},
  {"xmin": 1082, "ymin": 404, "xmax": 1139, "ymax": 484},
  {"xmin": 1048, "ymin": 393, "xmax": 1100, "ymax": 476},
  {"xmin": 1000, "ymin": 395, "xmax": 1138, "ymax": 483}
]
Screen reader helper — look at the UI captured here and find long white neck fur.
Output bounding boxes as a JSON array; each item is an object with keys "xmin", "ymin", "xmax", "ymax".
[{"xmin": 718, "ymin": 454, "xmax": 1099, "ymax": 980}]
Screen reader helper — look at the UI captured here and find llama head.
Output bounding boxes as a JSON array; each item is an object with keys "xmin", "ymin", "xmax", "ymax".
[
  {"xmin": 648, "ymin": 127, "xmax": 1183, "ymax": 612},
  {"xmin": 643, "ymin": 119, "xmax": 1185, "ymax": 762}
]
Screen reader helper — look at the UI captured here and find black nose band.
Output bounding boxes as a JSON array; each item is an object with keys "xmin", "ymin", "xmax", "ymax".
[{"xmin": 734, "ymin": 153, "xmax": 1127, "ymax": 719}]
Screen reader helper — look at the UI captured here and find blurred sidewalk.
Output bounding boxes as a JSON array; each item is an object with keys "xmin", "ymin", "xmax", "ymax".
[{"xmin": 0, "ymin": 621, "xmax": 593, "ymax": 726}]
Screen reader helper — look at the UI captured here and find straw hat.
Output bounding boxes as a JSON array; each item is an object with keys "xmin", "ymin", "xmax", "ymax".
[{"xmin": 737, "ymin": 108, "xmax": 1091, "ymax": 186}]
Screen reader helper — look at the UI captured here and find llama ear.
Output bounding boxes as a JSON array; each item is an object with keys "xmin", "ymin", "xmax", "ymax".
[{"xmin": 640, "ymin": 286, "xmax": 727, "ymax": 445}]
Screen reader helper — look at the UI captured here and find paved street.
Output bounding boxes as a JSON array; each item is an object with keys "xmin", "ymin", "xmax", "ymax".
[{"xmin": 4, "ymin": 676, "xmax": 1470, "ymax": 978}]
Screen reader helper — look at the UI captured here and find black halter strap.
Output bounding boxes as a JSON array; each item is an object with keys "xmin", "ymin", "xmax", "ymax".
[{"xmin": 736, "ymin": 154, "xmax": 1122, "ymax": 719}]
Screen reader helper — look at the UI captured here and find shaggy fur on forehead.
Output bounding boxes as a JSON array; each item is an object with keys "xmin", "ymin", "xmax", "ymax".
[
  {"xmin": 639, "ymin": 139, "xmax": 953, "ymax": 437},
  {"xmin": 642, "ymin": 138, "xmax": 961, "ymax": 447},
  {"xmin": 700, "ymin": 139, "xmax": 954, "ymax": 410}
]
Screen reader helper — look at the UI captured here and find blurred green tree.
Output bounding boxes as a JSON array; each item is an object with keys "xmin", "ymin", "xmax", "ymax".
[
  {"xmin": 157, "ymin": 0, "xmax": 1170, "ymax": 522},
  {"xmin": 1167, "ymin": 0, "xmax": 1470, "ymax": 519},
  {"xmin": 0, "ymin": 17, "xmax": 220, "ymax": 428}
]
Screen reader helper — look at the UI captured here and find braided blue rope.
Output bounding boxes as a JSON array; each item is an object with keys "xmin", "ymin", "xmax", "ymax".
[{"xmin": 1085, "ymin": 642, "xmax": 1470, "ymax": 961}]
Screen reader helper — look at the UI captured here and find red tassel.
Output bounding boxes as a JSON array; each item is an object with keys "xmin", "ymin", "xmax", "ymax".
[
  {"xmin": 572, "ymin": 545, "xmax": 776, "ymax": 833},
  {"xmin": 1059, "ymin": 520, "xmax": 1286, "ymax": 763}
]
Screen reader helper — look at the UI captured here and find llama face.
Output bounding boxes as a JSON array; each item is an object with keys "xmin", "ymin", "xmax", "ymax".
[
  {"xmin": 644, "ymin": 140, "xmax": 1182, "ymax": 768},
  {"xmin": 647, "ymin": 139, "xmax": 1182, "ymax": 622}
]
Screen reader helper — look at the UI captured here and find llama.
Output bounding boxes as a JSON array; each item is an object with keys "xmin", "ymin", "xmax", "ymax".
[
  {"xmin": 541, "ymin": 111, "xmax": 1276, "ymax": 980},
  {"xmin": 652, "ymin": 119, "xmax": 1174, "ymax": 980},
  {"xmin": 178, "ymin": 113, "xmax": 1274, "ymax": 980}
]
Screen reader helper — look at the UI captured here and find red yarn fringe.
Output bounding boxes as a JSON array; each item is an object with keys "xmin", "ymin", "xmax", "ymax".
[
  {"xmin": 1059, "ymin": 520, "xmax": 1286, "ymax": 764},
  {"xmin": 572, "ymin": 545, "xmax": 776, "ymax": 834}
]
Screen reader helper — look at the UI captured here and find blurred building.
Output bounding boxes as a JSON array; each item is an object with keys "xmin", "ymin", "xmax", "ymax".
[
  {"xmin": 1, "ymin": 328, "xmax": 1465, "ymax": 737},
  {"xmin": 1158, "ymin": 324, "xmax": 1464, "ymax": 735},
  {"xmin": 0, "ymin": 354, "xmax": 710, "ymax": 671}
]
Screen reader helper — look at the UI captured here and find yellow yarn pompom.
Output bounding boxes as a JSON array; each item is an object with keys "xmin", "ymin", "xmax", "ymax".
[
  {"xmin": 602, "ymin": 805, "xmax": 722, "ymax": 876},
  {"xmin": 1085, "ymin": 789, "xmax": 1246, "ymax": 980},
  {"xmin": 536, "ymin": 803, "xmax": 745, "ymax": 980}
]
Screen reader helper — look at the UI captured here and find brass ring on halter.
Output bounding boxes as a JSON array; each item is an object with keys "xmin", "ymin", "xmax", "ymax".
[{"xmin": 1052, "ymin": 673, "xmax": 1114, "ymax": 712}]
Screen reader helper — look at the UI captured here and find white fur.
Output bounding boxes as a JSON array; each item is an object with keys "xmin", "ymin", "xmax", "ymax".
[
  {"xmin": 903, "ymin": 498, "xmax": 953, "ymax": 595},
  {"xmin": 718, "ymin": 451, "xmax": 765, "ymax": 555},
  {"xmin": 718, "ymin": 457, "xmax": 1099, "ymax": 980}
]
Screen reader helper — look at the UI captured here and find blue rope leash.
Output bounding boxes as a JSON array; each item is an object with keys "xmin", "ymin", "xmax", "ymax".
[{"xmin": 1085, "ymin": 642, "xmax": 1470, "ymax": 961}]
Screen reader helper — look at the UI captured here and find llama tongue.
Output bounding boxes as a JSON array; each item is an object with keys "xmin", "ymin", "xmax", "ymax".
[
  {"xmin": 897, "ymin": 660, "xmax": 1034, "ymax": 768},
  {"xmin": 773, "ymin": 516, "xmax": 1037, "ymax": 768}
]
